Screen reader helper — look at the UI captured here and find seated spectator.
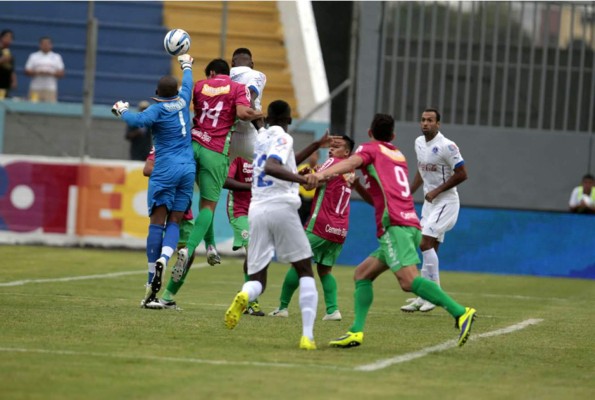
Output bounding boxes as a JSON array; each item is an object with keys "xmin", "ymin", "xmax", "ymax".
[
  {"xmin": 125, "ymin": 101, "xmax": 153, "ymax": 161},
  {"xmin": 24, "ymin": 36, "xmax": 65, "ymax": 103},
  {"xmin": 0, "ymin": 29, "xmax": 16, "ymax": 99},
  {"xmin": 569, "ymin": 173, "xmax": 595, "ymax": 214}
]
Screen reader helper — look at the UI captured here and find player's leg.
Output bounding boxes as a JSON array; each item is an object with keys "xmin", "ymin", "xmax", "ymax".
[
  {"xmin": 273, "ymin": 206, "xmax": 318, "ymax": 349},
  {"xmin": 329, "ymin": 255, "xmax": 388, "ymax": 348},
  {"xmin": 225, "ymin": 205, "xmax": 273, "ymax": 329},
  {"xmin": 389, "ymin": 226, "xmax": 476, "ymax": 346},
  {"xmin": 142, "ymin": 203, "xmax": 166, "ymax": 307},
  {"xmin": 311, "ymin": 233, "xmax": 343, "ymax": 321},
  {"xmin": 204, "ymin": 208, "xmax": 221, "ymax": 266},
  {"xmin": 270, "ymin": 266, "xmax": 298, "ymax": 317}
]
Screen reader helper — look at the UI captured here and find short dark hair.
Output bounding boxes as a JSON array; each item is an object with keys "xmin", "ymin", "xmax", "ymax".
[
  {"xmin": 39, "ymin": 36, "xmax": 51, "ymax": 42},
  {"xmin": 339, "ymin": 135, "xmax": 355, "ymax": 153},
  {"xmin": 583, "ymin": 173, "xmax": 594, "ymax": 181},
  {"xmin": 370, "ymin": 113, "xmax": 394, "ymax": 142},
  {"xmin": 0, "ymin": 29, "xmax": 13, "ymax": 39},
  {"xmin": 423, "ymin": 107, "xmax": 441, "ymax": 122},
  {"xmin": 267, "ymin": 100, "xmax": 292, "ymax": 123},
  {"xmin": 204, "ymin": 58, "xmax": 230, "ymax": 77},
  {"xmin": 157, "ymin": 76, "xmax": 178, "ymax": 98},
  {"xmin": 232, "ymin": 48, "xmax": 252, "ymax": 58}
]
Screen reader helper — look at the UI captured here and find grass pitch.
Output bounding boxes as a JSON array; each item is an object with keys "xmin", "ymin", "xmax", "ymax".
[{"xmin": 0, "ymin": 245, "xmax": 593, "ymax": 400}]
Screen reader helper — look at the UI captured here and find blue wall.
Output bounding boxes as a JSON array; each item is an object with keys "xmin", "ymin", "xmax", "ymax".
[
  {"xmin": 0, "ymin": 1, "xmax": 170, "ymax": 105},
  {"xmin": 336, "ymin": 202, "xmax": 595, "ymax": 279}
]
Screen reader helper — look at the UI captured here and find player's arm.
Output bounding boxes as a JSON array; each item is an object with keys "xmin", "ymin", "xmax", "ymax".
[
  {"xmin": 264, "ymin": 158, "xmax": 307, "ymax": 185},
  {"xmin": 237, "ymin": 104, "xmax": 263, "ymax": 121},
  {"xmin": 425, "ymin": 163, "xmax": 468, "ymax": 203},
  {"xmin": 177, "ymin": 55, "xmax": 194, "ymax": 103},
  {"xmin": 305, "ymin": 155, "xmax": 364, "ymax": 190},
  {"xmin": 143, "ymin": 158, "xmax": 154, "ymax": 177},
  {"xmin": 352, "ymin": 178, "xmax": 374, "ymax": 205},
  {"xmin": 295, "ymin": 130, "xmax": 332, "ymax": 165},
  {"xmin": 119, "ymin": 105, "xmax": 158, "ymax": 128},
  {"xmin": 223, "ymin": 178, "xmax": 251, "ymax": 191},
  {"xmin": 410, "ymin": 170, "xmax": 423, "ymax": 194}
]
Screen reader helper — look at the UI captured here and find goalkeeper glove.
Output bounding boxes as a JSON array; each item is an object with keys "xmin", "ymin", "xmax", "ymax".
[
  {"xmin": 111, "ymin": 100, "xmax": 129, "ymax": 117},
  {"xmin": 178, "ymin": 54, "xmax": 194, "ymax": 70}
]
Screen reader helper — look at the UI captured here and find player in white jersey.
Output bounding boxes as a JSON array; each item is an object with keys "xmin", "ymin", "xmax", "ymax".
[
  {"xmin": 229, "ymin": 48, "xmax": 267, "ymax": 161},
  {"xmin": 401, "ymin": 108, "xmax": 468, "ymax": 313},
  {"xmin": 224, "ymin": 100, "xmax": 319, "ymax": 350}
]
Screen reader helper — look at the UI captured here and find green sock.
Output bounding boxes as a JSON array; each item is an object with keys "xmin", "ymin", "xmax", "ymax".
[
  {"xmin": 412, "ymin": 276, "xmax": 466, "ymax": 317},
  {"xmin": 349, "ymin": 279, "xmax": 373, "ymax": 333},
  {"xmin": 320, "ymin": 273, "xmax": 338, "ymax": 314},
  {"xmin": 244, "ymin": 273, "xmax": 250, "ymax": 282},
  {"xmin": 204, "ymin": 219, "xmax": 215, "ymax": 249},
  {"xmin": 186, "ymin": 208, "xmax": 214, "ymax": 255},
  {"xmin": 279, "ymin": 266, "xmax": 299, "ymax": 309},
  {"xmin": 162, "ymin": 288, "xmax": 174, "ymax": 302}
]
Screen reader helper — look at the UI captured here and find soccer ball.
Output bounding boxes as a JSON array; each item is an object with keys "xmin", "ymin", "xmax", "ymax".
[{"xmin": 163, "ymin": 29, "xmax": 191, "ymax": 56}]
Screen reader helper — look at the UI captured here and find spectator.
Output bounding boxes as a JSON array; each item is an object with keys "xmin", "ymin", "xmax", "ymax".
[
  {"xmin": 0, "ymin": 29, "xmax": 16, "ymax": 99},
  {"xmin": 24, "ymin": 36, "xmax": 65, "ymax": 102},
  {"xmin": 125, "ymin": 101, "xmax": 153, "ymax": 161},
  {"xmin": 569, "ymin": 173, "xmax": 595, "ymax": 214}
]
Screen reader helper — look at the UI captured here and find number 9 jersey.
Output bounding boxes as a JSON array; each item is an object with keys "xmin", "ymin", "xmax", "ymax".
[{"xmin": 355, "ymin": 141, "xmax": 421, "ymax": 237}]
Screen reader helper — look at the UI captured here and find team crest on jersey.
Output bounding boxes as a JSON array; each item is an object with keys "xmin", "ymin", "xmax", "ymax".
[
  {"xmin": 432, "ymin": 146, "xmax": 439, "ymax": 154},
  {"xmin": 379, "ymin": 144, "xmax": 406, "ymax": 162},
  {"xmin": 201, "ymin": 84, "xmax": 230, "ymax": 96}
]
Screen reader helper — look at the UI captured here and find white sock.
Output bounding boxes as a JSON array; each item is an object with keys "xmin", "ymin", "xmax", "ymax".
[
  {"xmin": 147, "ymin": 262, "xmax": 155, "ymax": 275},
  {"xmin": 422, "ymin": 248, "xmax": 440, "ymax": 287},
  {"xmin": 299, "ymin": 276, "xmax": 318, "ymax": 340},
  {"xmin": 241, "ymin": 280, "xmax": 263, "ymax": 302}
]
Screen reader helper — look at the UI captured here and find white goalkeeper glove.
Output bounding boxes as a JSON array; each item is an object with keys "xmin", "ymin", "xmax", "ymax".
[
  {"xmin": 178, "ymin": 54, "xmax": 194, "ymax": 70},
  {"xmin": 111, "ymin": 100, "xmax": 129, "ymax": 117}
]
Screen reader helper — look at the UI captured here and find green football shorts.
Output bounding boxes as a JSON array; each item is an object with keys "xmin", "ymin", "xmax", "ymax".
[
  {"xmin": 370, "ymin": 225, "xmax": 421, "ymax": 272},
  {"xmin": 178, "ymin": 218, "xmax": 194, "ymax": 248},
  {"xmin": 193, "ymin": 141, "xmax": 229, "ymax": 202},
  {"xmin": 230, "ymin": 215, "xmax": 249, "ymax": 251},
  {"xmin": 306, "ymin": 231, "xmax": 343, "ymax": 267}
]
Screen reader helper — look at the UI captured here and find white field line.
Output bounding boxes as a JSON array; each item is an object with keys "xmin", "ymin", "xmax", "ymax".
[
  {"xmin": 0, "ymin": 347, "xmax": 350, "ymax": 371},
  {"xmin": 0, "ymin": 263, "xmax": 209, "ymax": 287},
  {"xmin": 354, "ymin": 318, "xmax": 544, "ymax": 372}
]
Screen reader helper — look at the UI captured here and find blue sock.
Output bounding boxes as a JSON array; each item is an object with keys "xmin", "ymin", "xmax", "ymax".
[
  {"xmin": 160, "ymin": 222, "xmax": 180, "ymax": 264},
  {"xmin": 147, "ymin": 224, "xmax": 164, "ymax": 282}
]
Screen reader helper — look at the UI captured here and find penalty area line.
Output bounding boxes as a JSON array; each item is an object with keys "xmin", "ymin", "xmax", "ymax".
[
  {"xmin": 0, "ymin": 263, "xmax": 209, "ymax": 287},
  {"xmin": 354, "ymin": 318, "xmax": 544, "ymax": 372}
]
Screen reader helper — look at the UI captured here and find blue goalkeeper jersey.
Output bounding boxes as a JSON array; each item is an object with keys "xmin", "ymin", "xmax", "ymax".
[{"xmin": 122, "ymin": 69, "xmax": 194, "ymax": 175}]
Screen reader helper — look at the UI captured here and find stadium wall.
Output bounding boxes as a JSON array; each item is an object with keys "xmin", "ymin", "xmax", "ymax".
[{"xmin": 0, "ymin": 154, "xmax": 593, "ymax": 279}]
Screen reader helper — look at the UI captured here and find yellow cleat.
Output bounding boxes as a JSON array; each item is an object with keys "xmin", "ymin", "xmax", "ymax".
[
  {"xmin": 299, "ymin": 336, "xmax": 317, "ymax": 350},
  {"xmin": 328, "ymin": 331, "xmax": 364, "ymax": 348},
  {"xmin": 224, "ymin": 291, "xmax": 249, "ymax": 329},
  {"xmin": 456, "ymin": 307, "xmax": 477, "ymax": 347}
]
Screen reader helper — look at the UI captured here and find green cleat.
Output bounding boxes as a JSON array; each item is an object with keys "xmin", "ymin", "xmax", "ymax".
[
  {"xmin": 225, "ymin": 291, "xmax": 249, "ymax": 329},
  {"xmin": 299, "ymin": 336, "xmax": 317, "ymax": 350},
  {"xmin": 329, "ymin": 331, "xmax": 364, "ymax": 348},
  {"xmin": 456, "ymin": 307, "xmax": 477, "ymax": 347}
]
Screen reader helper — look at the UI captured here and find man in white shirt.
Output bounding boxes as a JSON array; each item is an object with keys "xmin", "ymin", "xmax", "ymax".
[
  {"xmin": 224, "ymin": 100, "xmax": 319, "ymax": 350},
  {"xmin": 401, "ymin": 108, "xmax": 468, "ymax": 313},
  {"xmin": 229, "ymin": 47, "xmax": 267, "ymax": 161},
  {"xmin": 24, "ymin": 37, "xmax": 65, "ymax": 103}
]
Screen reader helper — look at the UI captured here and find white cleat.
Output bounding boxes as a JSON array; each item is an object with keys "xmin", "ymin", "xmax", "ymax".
[
  {"xmin": 268, "ymin": 308, "xmax": 289, "ymax": 317},
  {"xmin": 322, "ymin": 310, "xmax": 342, "ymax": 321},
  {"xmin": 400, "ymin": 297, "xmax": 424, "ymax": 312},
  {"xmin": 419, "ymin": 300, "xmax": 436, "ymax": 312},
  {"xmin": 171, "ymin": 248, "xmax": 188, "ymax": 283}
]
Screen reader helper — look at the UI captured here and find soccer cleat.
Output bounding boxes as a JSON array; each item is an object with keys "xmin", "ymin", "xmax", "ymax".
[
  {"xmin": 224, "ymin": 291, "xmax": 249, "ymax": 329},
  {"xmin": 419, "ymin": 300, "xmax": 436, "ymax": 312},
  {"xmin": 455, "ymin": 307, "xmax": 477, "ymax": 347},
  {"xmin": 244, "ymin": 301, "xmax": 265, "ymax": 316},
  {"xmin": 206, "ymin": 245, "xmax": 221, "ymax": 266},
  {"xmin": 400, "ymin": 297, "xmax": 424, "ymax": 312},
  {"xmin": 149, "ymin": 298, "xmax": 180, "ymax": 310},
  {"xmin": 268, "ymin": 308, "xmax": 289, "ymax": 317},
  {"xmin": 329, "ymin": 331, "xmax": 364, "ymax": 348},
  {"xmin": 140, "ymin": 283, "xmax": 153, "ymax": 308},
  {"xmin": 322, "ymin": 310, "xmax": 342, "ymax": 321},
  {"xmin": 299, "ymin": 336, "xmax": 317, "ymax": 350},
  {"xmin": 144, "ymin": 298, "xmax": 165, "ymax": 310},
  {"xmin": 171, "ymin": 248, "xmax": 188, "ymax": 283},
  {"xmin": 148, "ymin": 257, "xmax": 166, "ymax": 299}
]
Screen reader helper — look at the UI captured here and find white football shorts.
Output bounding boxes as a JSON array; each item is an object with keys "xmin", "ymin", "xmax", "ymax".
[
  {"xmin": 247, "ymin": 203, "xmax": 312, "ymax": 274},
  {"xmin": 420, "ymin": 201, "xmax": 460, "ymax": 243}
]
